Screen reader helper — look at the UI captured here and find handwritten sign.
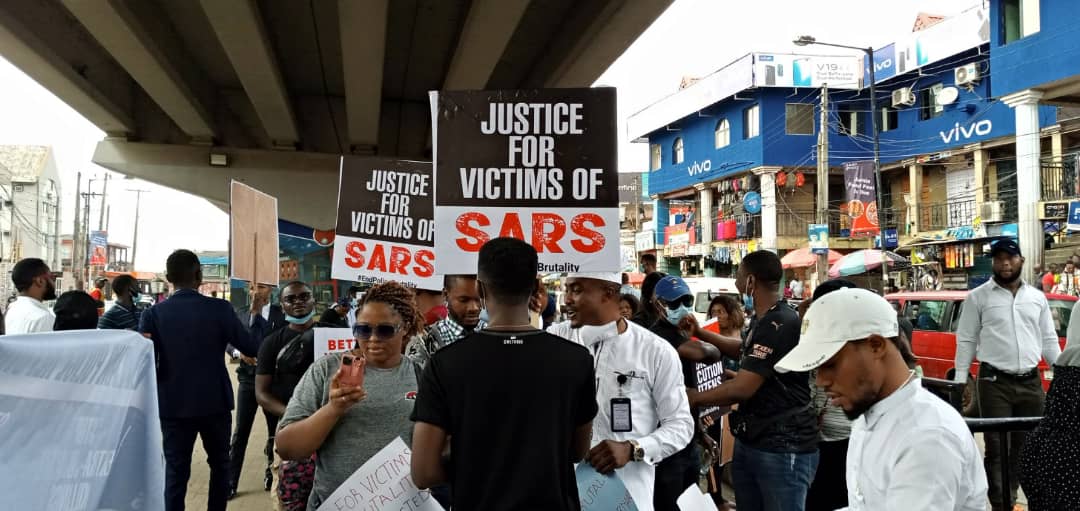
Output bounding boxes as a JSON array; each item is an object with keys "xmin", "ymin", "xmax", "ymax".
[
  {"xmin": 314, "ymin": 328, "xmax": 357, "ymax": 359},
  {"xmin": 431, "ymin": 88, "xmax": 619, "ymax": 274},
  {"xmin": 576, "ymin": 463, "xmax": 637, "ymax": 511},
  {"xmin": 316, "ymin": 437, "xmax": 443, "ymax": 511}
]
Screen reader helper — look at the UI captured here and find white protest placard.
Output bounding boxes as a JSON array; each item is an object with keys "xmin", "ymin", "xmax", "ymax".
[
  {"xmin": 316, "ymin": 436, "xmax": 443, "ymax": 511},
  {"xmin": 431, "ymin": 88, "xmax": 620, "ymax": 274},
  {"xmin": 314, "ymin": 328, "xmax": 357, "ymax": 359},
  {"xmin": 332, "ymin": 157, "xmax": 439, "ymax": 288},
  {"xmin": 576, "ymin": 463, "xmax": 637, "ymax": 511},
  {"xmin": 0, "ymin": 330, "xmax": 165, "ymax": 511}
]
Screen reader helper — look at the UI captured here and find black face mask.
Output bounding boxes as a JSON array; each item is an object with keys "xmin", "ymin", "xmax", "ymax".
[{"xmin": 43, "ymin": 279, "xmax": 57, "ymax": 301}]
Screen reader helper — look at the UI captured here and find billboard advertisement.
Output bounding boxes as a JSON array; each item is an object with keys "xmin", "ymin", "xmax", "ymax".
[
  {"xmin": 754, "ymin": 54, "xmax": 861, "ymax": 89},
  {"xmin": 89, "ymin": 231, "xmax": 107, "ymax": 266},
  {"xmin": 843, "ymin": 161, "xmax": 880, "ymax": 237}
]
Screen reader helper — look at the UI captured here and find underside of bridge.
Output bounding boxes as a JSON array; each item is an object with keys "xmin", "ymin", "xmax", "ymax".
[{"xmin": 0, "ymin": 0, "xmax": 671, "ymax": 228}]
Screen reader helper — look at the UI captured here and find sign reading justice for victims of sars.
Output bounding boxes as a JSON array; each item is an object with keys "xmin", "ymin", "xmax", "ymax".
[
  {"xmin": 332, "ymin": 157, "xmax": 438, "ymax": 288},
  {"xmin": 431, "ymin": 88, "xmax": 619, "ymax": 274}
]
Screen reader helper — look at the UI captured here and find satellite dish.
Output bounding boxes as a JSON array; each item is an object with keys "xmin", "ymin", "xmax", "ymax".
[{"xmin": 938, "ymin": 86, "xmax": 959, "ymax": 105}]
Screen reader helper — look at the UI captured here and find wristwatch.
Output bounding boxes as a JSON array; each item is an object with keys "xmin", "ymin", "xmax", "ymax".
[{"xmin": 626, "ymin": 439, "xmax": 645, "ymax": 462}]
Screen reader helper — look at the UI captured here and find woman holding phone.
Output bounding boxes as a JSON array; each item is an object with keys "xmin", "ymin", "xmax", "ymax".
[{"xmin": 275, "ymin": 281, "xmax": 425, "ymax": 510}]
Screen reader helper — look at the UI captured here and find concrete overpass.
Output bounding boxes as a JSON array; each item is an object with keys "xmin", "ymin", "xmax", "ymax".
[{"xmin": 0, "ymin": 0, "xmax": 672, "ymax": 228}]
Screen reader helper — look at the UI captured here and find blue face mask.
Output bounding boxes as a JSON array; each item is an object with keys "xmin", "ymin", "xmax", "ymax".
[
  {"xmin": 285, "ymin": 311, "xmax": 315, "ymax": 325},
  {"xmin": 131, "ymin": 291, "xmax": 140, "ymax": 302},
  {"xmin": 743, "ymin": 293, "xmax": 754, "ymax": 311},
  {"xmin": 666, "ymin": 305, "xmax": 694, "ymax": 325}
]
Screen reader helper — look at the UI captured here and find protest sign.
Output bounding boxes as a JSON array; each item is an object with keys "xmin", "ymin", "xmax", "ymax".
[
  {"xmin": 431, "ymin": 88, "xmax": 620, "ymax": 274},
  {"xmin": 576, "ymin": 463, "xmax": 637, "ymax": 511},
  {"xmin": 316, "ymin": 437, "xmax": 443, "ymax": 511},
  {"xmin": 694, "ymin": 318, "xmax": 730, "ymax": 421},
  {"xmin": 314, "ymin": 328, "xmax": 357, "ymax": 359},
  {"xmin": 230, "ymin": 181, "xmax": 280, "ymax": 285},
  {"xmin": 0, "ymin": 330, "xmax": 164, "ymax": 511},
  {"xmin": 843, "ymin": 161, "xmax": 880, "ymax": 237},
  {"xmin": 333, "ymin": 157, "xmax": 439, "ymax": 288}
]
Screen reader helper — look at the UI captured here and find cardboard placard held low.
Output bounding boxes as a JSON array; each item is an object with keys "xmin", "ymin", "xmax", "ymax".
[{"xmin": 316, "ymin": 437, "xmax": 443, "ymax": 511}]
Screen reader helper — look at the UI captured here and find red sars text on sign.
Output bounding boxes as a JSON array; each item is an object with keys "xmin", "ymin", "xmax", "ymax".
[
  {"xmin": 343, "ymin": 241, "xmax": 435, "ymax": 278},
  {"xmin": 454, "ymin": 211, "xmax": 605, "ymax": 253}
]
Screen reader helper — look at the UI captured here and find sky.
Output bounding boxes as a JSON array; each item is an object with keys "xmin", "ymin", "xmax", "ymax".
[{"xmin": 0, "ymin": 0, "xmax": 979, "ymax": 271}]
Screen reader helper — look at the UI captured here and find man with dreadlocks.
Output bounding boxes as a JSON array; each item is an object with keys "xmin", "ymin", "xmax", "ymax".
[{"xmin": 275, "ymin": 280, "xmax": 426, "ymax": 510}]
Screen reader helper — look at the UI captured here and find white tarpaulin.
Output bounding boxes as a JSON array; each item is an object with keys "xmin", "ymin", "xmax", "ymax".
[{"xmin": 0, "ymin": 329, "xmax": 165, "ymax": 511}]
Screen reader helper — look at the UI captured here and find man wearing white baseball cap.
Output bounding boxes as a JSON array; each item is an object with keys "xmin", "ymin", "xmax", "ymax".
[
  {"xmin": 549, "ymin": 272, "xmax": 693, "ymax": 511},
  {"xmin": 776, "ymin": 287, "xmax": 987, "ymax": 510}
]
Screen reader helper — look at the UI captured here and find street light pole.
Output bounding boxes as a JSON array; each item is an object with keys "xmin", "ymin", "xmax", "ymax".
[{"xmin": 794, "ymin": 36, "xmax": 889, "ymax": 292}]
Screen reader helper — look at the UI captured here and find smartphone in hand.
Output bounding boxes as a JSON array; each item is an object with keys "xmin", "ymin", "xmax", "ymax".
[{"xmin": 340, "ymin": 353, "xmax": 366, "ymax": 388}]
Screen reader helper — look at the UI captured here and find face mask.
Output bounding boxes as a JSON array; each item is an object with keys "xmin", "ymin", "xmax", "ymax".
[
  {"xmin": 131, "ymin": 291, "xmax": 140, "ymax": 302},
  {"xmin": 742, "ymin": 293, "xmax": 754, "ymax": 311},
  {"xmin": 575, "ymin": 320, "xmax": 620, "ymax": 346},
  {"xmin": 285, "ymin": 311, "xmax": 315, "ymax": 325},
  {"xmin": 43, "ymin": 279, "xmax": 57, "ymax": 301},
  {"xmin": 666, "ymin": 305, "xmax": 693, "ymax": 325}
]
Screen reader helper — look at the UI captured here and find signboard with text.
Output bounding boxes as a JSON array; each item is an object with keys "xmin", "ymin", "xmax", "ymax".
[
  {"xmin": 315, "ymin": 437, "xmax": 442, "ymax": 511},
  {"xmin": 332, "ymin": 157, "xmax": 438, "ymax": 288},
  {"xmin": 754, "ymin": 53, "xmax": 860, "ymax": 89},
  {"xmin": 314, "ymin": 328, "xmax": 356, "ymax": 359},
  {"xmin": 843, "ymin": 161, "xmax": 880, "ymax": 237},
  {"xmin": 89, "ymin": 231, "xmax": 108, "ymax": 266},
  {"xmin": 808, "ymin": 224, "xmax": 829, "ymax": 254},
  {"xmin": 431, "ymin": 88, "xmax": 619, "ymax": 274}
]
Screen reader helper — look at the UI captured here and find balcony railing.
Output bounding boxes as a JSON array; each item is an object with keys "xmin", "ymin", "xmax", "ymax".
[
  {"xmin": 919, "ymin": 200, "xmax": 977, "ymax": 232},
  {"xmin": 1042, "ymin": 158, "xmax": 1079, "ymax": 201}
]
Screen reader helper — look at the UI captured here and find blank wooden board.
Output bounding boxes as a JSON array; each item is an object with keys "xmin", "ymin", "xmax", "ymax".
[{"xmin": 230, "ymin": 181, "xmax": 280, "ymax": 286}]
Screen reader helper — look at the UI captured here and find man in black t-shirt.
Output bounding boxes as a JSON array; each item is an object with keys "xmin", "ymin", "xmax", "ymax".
[
  {"xmin": 691, "ymin": 250, "xmax": 819, "ymax": 510},
  {"xmin": 255, "ymin": 281, "xmax": 320, "ymax": 507},
  {"xmin": 411, "ymin": 237, "xmax": 597, "ymax": 511},
  {"xmin": 649, "ymin": 275, "xmax": 721, "ymax": 510}
]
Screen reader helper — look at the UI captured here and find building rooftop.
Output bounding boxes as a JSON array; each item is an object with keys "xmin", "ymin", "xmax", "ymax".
[{"xmin": 0, "ymin": 145, "xmax": 51, "ymax": 179}]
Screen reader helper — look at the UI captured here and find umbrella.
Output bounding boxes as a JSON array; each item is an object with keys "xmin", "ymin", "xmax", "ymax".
[
  {"xmin": 828, "ymin": 250, "xmax": 908, "ymax": 278},
  {"xmin": 781, "ymin": 247, "xmax": 844, "ymax": 269}
]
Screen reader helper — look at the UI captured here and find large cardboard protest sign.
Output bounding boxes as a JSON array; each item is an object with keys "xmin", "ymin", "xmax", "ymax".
[
  {"xmin": 576, "ymin": 463, "xmax": 637, "ymax": 511},
  {"xmin": 230, "ymin": 181, "xmax": 280, "ymax": 285},
  {"xmin": 0, "ymin": 330, "xmax": 164, "ymax": 510},
  {"xmin": 314, "ymin": 328, "xmax": 357, "ymax": 359},
  {"xmin": 431, "ymin": 88, "xmax": 619, "ymax": 274},
  {"xmin": 316, "ymin": 437, "xmax": 443, "ymax": 511},
  {"xmin": 333, "ymin": 157, "xmax": 439, "ymax": 288}
]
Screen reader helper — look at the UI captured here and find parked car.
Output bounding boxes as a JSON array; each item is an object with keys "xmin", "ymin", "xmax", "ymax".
[{"xmin": 885, "ymin": 290, "xmax": 1072, "ymax": 410}]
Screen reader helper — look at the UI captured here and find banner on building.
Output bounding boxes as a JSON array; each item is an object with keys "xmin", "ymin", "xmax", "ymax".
[
  {"xmin": 316, "ymin": 437, "xmax": 443, "ymax": 511},
  {"xmin": 635, "ymin": 231, "xmax": 655, "ymax": 252},
  {"xmin": 89, "ymin": 231, "xmax": 107, "ymax": 266},
  {"xmin": 430, "ymin": 88, "xmax": 619, "ymax": 274},
  {"xmin": 332, "ymin": 157, "xmax": 438, "ymax": 288},
  {"xmin": 313, "ymin": 328, "xmax": 356, "ymax": 359},
  {"xmin": 230, "ymin": 181, "xmax": 280, "ymax": 286},
  {"xmin": 664, "ymin": 223, "xmax": 696, "ymax": 257},
  {"xmin": 1068, "ymin": 201, "xmax": 1080, "ymax": 232},
  {"xmin": 843, "ymin": 161, "xmax": 880, "ymax": 237},
  {"xmin": 754, "ymin": 54, "xmax": 861, "ymax": 89},
  {"xmin": 1, "ymin": 330, "xmax": 165, "ymax": 510},
  {"xmin": 808, "ymin": 224, "xmax": 829, "ymax": 254}
]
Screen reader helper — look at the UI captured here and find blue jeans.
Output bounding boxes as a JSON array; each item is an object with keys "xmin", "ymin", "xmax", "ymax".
[{"xmin": 732, "ymin": 439, "xmax": 819, "ymax": 511}]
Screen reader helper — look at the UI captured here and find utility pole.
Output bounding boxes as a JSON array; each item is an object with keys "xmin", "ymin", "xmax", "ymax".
[
  {"xmin": 72, "ymin": 172, "xmax": 81, "ymax": 285},
  {"xmin": 98, "ymin": 173, "xmax": 109, "ymax": 231},
  {"xmin": 128, "ymin": 189, "xmax": 149, "ymax": 271},
  {"xmin": 816, "ymin": 85, "xmax": 830, "ymax": 285}
]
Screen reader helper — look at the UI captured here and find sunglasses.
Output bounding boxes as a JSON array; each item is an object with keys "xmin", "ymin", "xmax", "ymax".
[
  {"xmin": 660, "ymin": 296, "xmax": 694, "ymax": 310},
  {"xmin": 353, "ymin": 323, "xmax": 400, "ymax": 340},
  {"xmin": 282, "ymin": 292, "xmax": 313, "ymax": 304}
]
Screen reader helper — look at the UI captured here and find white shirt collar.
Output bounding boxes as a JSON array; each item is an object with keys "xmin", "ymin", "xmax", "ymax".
[
  {"xmin": 861, "ymin": 373, "xmax": 919, "ymax": 431},
  {"xmin": 16, "ymin": 295, "xmax": 49, "ymax": 311}
]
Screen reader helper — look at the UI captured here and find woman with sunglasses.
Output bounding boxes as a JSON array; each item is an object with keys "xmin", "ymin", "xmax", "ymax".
[
  {"xmin": 255, "ymin": 281, "xmax": 323, "ymax": 509},
  {"xmin": 274, "ymin": 280, "xmax": 426, "ymax": 510}
]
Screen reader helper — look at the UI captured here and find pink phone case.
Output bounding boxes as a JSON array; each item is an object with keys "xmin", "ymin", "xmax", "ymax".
[{"xmin": 340, "ymin": 354, "xmax": 366, "ymax": 387}]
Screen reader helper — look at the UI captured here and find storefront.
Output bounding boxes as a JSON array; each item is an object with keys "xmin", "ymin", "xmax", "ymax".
[{"xmin": 902, "ymin": 222, "xmax": 1017, "ymax": 290}]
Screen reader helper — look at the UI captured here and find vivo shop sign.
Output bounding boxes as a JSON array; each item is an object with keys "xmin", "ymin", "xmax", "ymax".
[
  {"xmin": 687, "ymin": 160, "xmax": 713, "ymax": 176},
  {"xmin": 939, "ymin": 120, "xmax": 992, "ymax": 144}
]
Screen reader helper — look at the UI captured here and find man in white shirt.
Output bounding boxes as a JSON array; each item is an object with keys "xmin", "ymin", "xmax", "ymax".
[
  {"xmin": 776, "ymin": 287, "xmax": 988, "ymax": 510},
  {"xmin": 549, "ymin": 272, "xmax": 694, "ymax": 511},
  {"xmin": 5, "ymin": 258, "xmax": 57, "ymax": 334},
  {"xmin": 789, "ymin": 277, "xmax": 804, "ymax": 300},
  {"xmin": 954, "ymin": 238, "xmax": 1059, "ymax": 511}
]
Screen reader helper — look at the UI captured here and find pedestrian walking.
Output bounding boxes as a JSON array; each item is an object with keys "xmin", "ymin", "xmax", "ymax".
[
  {"xmin": 777, "ymin": 287, "xmax": 988, "ymax": 510},
  {"xmin": 412, "ymin": 238, "xmax": 598, "ymax": 510},
  {"xmin": 139, "ymin": 249, "xmax": 268, "ymax": 511},
  {"xmin": 954, "ymin": 239, "xmax": 1061, "ymax": 511}
]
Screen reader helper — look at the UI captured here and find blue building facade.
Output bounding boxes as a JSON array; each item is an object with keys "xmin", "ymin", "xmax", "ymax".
[{"xmin": 629, "ymin": 3, "xmax": 1076, "ymax": 285}]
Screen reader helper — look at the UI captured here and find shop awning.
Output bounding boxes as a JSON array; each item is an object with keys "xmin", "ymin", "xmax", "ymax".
[{"xmin": 897, "ymin": 234, "xmax": 1009, "ymax": 251}]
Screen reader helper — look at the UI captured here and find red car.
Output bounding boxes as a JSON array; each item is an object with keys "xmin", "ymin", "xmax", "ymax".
[{"xmin": 885, "ymin": 291, "xmax": 1072, "ymax": 404}]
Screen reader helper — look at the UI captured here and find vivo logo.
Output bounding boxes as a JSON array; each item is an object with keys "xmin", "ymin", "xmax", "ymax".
[
  {"xmin": 939, "ymin": 120, "xmax": 992, "ymax": 144},
  {"xmin": 687, "ymin": 160, "xmax": 713, "ymax": 176},
  {"xmin": 874, "ymin": 59, "xmax": 893, "ymax": 71}
]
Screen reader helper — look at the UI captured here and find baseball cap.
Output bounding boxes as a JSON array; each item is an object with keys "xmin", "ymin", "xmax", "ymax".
[
  {"xmin": 990, "ymin": 239, "xmax": 1021, "ymax": 257},
  {"xmin": 566, "ymin": 273, "xmax": 622, "ymax": 285},
  {"xmin": 775, "ymin": 287, "xmax": 898, "ymax": 373},
  {"xmin": 653, "ymin": 276, "xmax": 693, "ymax": 302}
]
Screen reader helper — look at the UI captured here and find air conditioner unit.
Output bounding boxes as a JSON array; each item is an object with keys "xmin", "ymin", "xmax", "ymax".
[
  {"xmin": 954, "ymin": 63, "xmax": 980, "ymax": 86},
  {"xmin": 980, "ymin": 200, "xmax": 1004, "ymax": 223},
  {"xmin": 892, "ymin": 87, "xmax": 916, "ymax": 107}
]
